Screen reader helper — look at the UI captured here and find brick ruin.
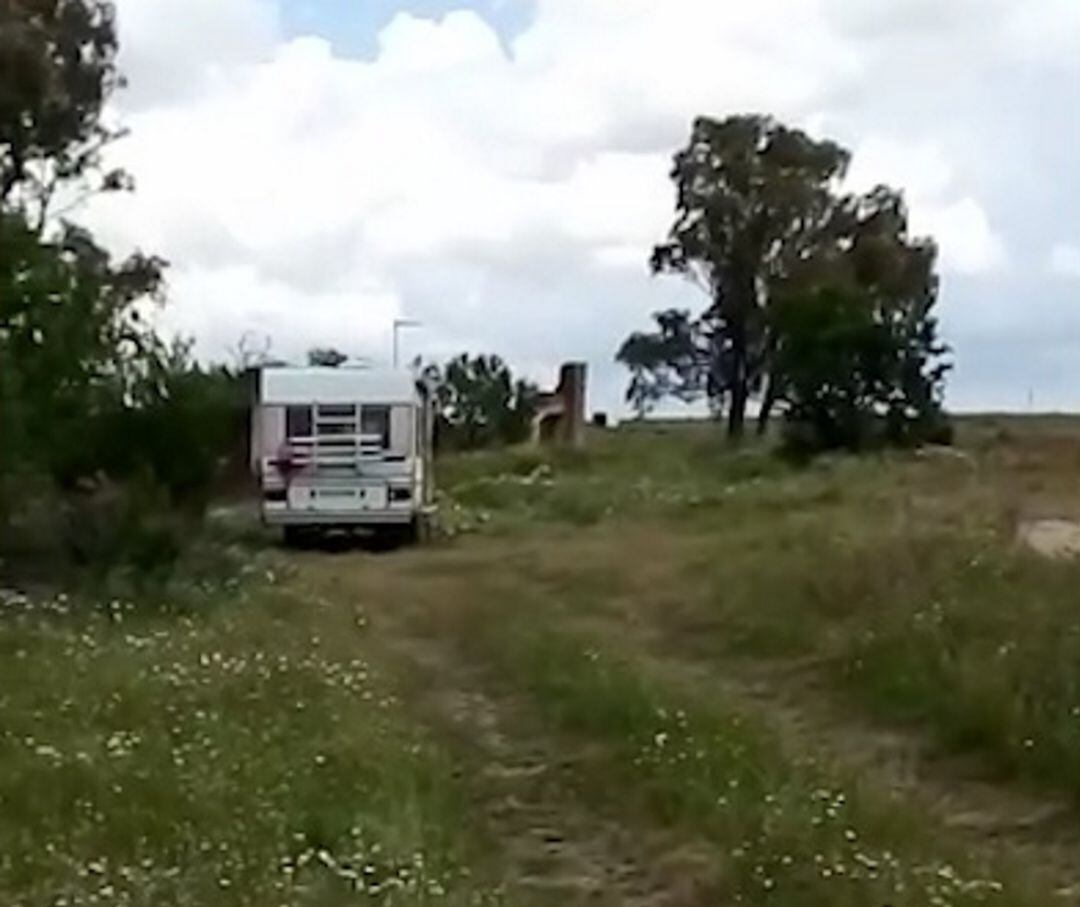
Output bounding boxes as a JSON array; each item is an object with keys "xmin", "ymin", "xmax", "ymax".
[{"xmin": 531, "ymin": 362, "xmax": 588, "ymax": 447}]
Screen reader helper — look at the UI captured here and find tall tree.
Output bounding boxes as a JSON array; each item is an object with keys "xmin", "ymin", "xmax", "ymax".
[
  {"xmin": 0, "ymin": 0, "xmax": 177, "ymax": 517},
  {"xmin": 645, "ymin": 115, "xmax": 850, "ymax": 437},
  {"xmin": 0, "ymin": 0, "xmax": 129, "ymax": 229}
]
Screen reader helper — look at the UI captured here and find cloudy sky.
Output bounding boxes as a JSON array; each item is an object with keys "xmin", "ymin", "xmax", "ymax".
[{"xmin": 85, "ymin": 0, "xmax": 1080, "ymax": 414}]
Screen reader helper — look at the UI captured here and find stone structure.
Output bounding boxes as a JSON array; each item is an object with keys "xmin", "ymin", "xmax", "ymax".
[{"xmin": 532, "ymin": 362, "xmax": 588, "ymax": 447}]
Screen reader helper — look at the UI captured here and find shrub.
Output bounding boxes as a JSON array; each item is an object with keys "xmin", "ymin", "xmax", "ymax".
[
  {"xmin": 775, "ymin": 285, "xmax": 951, "ymax": 455},
  {"xmin": 424, "ymin": 354, "xmax": 538, "ymax": 451},
  {"xmin": 62, "ymin": 476, "xmax": 187, "ymax": 577}
]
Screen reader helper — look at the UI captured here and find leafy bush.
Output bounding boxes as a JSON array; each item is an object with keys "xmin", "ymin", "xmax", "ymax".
[
  {"xmin": 64, "ymin": 477, "xmax": 186, "ymax": 575},
  {"xmin": 423, "ymin": 354, "xmax": 538, "ymax": 451},
  {"xmin": 775, "ymin": 285, "xmax": 951, "ymax": 455}
]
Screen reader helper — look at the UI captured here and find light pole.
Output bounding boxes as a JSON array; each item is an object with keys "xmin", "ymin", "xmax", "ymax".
[{"xmin": 393, "ymin": 319, "xmax": 422, "ymax": 369}]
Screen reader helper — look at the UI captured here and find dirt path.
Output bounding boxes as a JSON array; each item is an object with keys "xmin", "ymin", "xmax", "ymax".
[
  {"xmin": 298, "ymin": 551, "xmax": 724, "ymax": 906},
  {"xmin": 292, "ymin": 533, "xmax": 1080, "ymax": 902},
  {"xmin": 391, "ymin": 636, "xmax": 724, "ymax": 906}
]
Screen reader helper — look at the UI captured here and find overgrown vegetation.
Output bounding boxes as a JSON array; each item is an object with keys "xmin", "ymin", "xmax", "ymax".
[
  {"xmin": 307, "ymin": 419, "xmax": 1080, "ymax": 903},
  {"xmin": 0, "ymin": 569, "xmax": 498, "ymax": 905},
  {"xmin": 473, "ymin": 625, "xmax": 1030, "ymax": 905},
  {"xmin": 439, "ymin": 421, "xmax": 1080, "ymax": 808},
  {"xmin": 774, "ymin": 284, "xmax": 952, "ymax": 453},
  {"xmin": 9, "ymin": 419, "xmax": 1080, "ymax": 902},
  {"xmin": 436, "ymin": 425, "xmax": 786, "ymax": 533},
  {"xmin": 0, "ymin": 1, "xmax": 247, "ymax": 581}
]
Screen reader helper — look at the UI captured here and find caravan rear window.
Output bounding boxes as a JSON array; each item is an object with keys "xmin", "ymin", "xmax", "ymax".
[
  {"xmin": 361, "ymin": 406, "xmax": 391, "ymax": 449},
  {"xmin": 286, "ymin": 406, "xmax": 313, "ymax": 439}
]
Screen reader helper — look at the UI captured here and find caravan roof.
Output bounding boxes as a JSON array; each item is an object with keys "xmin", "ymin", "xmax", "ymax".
[{"xmin": 259, "ymin": 367, "xmax": 419, "ymax": 405}]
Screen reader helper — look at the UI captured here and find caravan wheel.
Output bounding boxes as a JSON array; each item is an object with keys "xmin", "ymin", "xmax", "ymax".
[{"xmin": 283, "ymin": 526, "xmax": 309, "ymax": 548}]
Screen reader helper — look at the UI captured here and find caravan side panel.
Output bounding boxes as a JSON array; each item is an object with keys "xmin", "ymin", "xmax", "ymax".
[
  {"xmin": 253, "ymin": 406, "xmax": 285, "ymax": 476},
  {"xmin": 390, "ymin": 406, "xmax": 414, "ymax": 458}
]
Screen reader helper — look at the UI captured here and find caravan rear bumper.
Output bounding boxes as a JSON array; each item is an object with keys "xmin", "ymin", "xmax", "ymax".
[
  {"xmin": 261, "ymin": 504, "xmax": 415, "ymax": 527},
  {"xmin": 261, "ymin": 477, "xmax": 421, "ymax": 527}
]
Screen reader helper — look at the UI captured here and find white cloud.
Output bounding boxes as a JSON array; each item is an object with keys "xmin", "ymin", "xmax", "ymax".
[
  {"xmin": 920, "ymin": 198, "xmax": 1009, "ymax": 275},
  {"xmin": 376, "ymin": 9, "xmax": 503, "ymax": 73},
  {"xmin": 847, "ymin": 137, "xmax": 955, "ymax": 202},
  {"xmin": 82, "ymin": 0, "xmax": 1080, "ymax": 412},
  {"xmin": 164, "ymin": 265, "xmax": 401, "ymax": 367},
  {"xmin": 1004, "ymin": 0, "xmax": 1080, "ymax": 67},
  {"xmin": 1049, "ymin": 243, "xmax": 1080, "ymax": 279},
  {"xmin": 116, "ymin": 0, "xmax": 280, "ymax": 108},
  {"xmin": 846, "ymin": 136, "xmax": 1008, "ymax": 274}
]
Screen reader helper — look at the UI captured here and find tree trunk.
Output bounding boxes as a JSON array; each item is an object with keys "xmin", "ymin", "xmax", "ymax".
[
  {"xmin": 727, "ymin": 322, "xmax": 748, "ymax": 440},
  {"xmin": 757, "ymin": 374, "xmax": 778, "ymax": 437},
  {"xmin": 728, "ymin": 381, "xmax": 747, "ymax": 439}
]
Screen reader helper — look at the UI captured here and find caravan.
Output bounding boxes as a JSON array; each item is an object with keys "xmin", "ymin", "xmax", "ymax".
[{"xmin": 250, "ymin": 367, "xmax": 435, "ymax": 544}]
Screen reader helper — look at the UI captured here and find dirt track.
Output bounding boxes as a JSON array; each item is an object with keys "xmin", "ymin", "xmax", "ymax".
[{"xmin": 292, "ymin": 528, "xmax": 1080, "ymax": 904}]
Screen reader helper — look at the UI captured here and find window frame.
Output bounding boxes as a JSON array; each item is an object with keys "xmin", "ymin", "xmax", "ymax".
[{"xmin": 285, "ymin": 405, "xmax": 314, "ymax": 440}]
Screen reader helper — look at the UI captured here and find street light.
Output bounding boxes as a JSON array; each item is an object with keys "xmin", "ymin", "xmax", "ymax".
[{"xmin": 392, "ymin": 319, "xmax": 422, "ymax": 368}]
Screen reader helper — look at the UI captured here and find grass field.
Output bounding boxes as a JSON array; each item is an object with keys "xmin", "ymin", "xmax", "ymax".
[{"xmin": 6, "ymin": 417, "xmax": 1080, "ymax": 903}]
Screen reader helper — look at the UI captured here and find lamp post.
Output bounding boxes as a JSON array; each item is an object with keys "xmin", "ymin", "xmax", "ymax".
[{"xmin": 393, "ymin": 319, "xmax": 422, "ymax": 369}]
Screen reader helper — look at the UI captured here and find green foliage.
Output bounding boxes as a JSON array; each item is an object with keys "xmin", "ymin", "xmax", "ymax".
[
  {"xmin": 511, "ymin": 638, "xmax": 1016, "ymax": 905},
  {"xmin": 774, "ymin": 284, "xmax": 950, "ymax": 454},
  {"xmin": 0, "ymin": 212, "xmax": 167, "ymax": 487},
  {"xmin": 640, "ymin": 114, "xmax": 851, "ymax": 437},
  {"xmin": 0, "ymin": 0, "xmax": 129, "ymax": 225},
  {"xmin": 0, "ymin": 2, "xmax": 252, "ymax": 577},
  {"xmin": 772, "ymin": 184, "xmax": 953, "ymax": 453},
  {"xmin": 62, "ymin": 477, "xmax": 186, "ymax": 579},
  {"xmin": 625, "ymin": 114, "xmax": 952, "ymax": 446},
  {"xmin": 427, "ymin": 579, "xmax": 1029, "ymax": 905},
  {"xmin": 415, "ymin": 424, "xmax": 1080, "ymax": 899},
  {"xmin": 617, "ymin": 309, "xmax": 710, "ymax": 418},
  {"xmin": 461, "ymin": 420, "xmax": 1080, "ymax": 807},
  {"xmin": 424, "ymin": 353, "xmax": 538, "ymax": 451},
  {"xmin": 89, "ymin": 354, "xmax": 249, "ymax": 511}
]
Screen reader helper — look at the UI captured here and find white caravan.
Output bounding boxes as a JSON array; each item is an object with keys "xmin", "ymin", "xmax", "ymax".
[{"xmin": 250, "ymin": 367, "xmax": 435, "ymax": 544}]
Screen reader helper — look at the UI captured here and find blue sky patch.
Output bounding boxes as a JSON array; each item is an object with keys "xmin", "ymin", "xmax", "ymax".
[{"xmin": 280, "ymin": 0, "xmax": 535, "ymax": 57}]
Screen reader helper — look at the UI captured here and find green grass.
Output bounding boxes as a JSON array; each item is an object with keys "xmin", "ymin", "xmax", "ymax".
[
  {"xmin": 434, "ymin": 419, "xmax": 1080, "ymax": 805},
  {"xmin": 433, "ymin": 599, "xmax": 1036, "ymax": 905},
  {"xmin": 437, "ymin": 427, "xmax": 788, "ymax": 534},
  {"xmin": 10, "ymin": 416, "xmax": 1080, "ymax": 903},
  {"xmin": 653, "ymin": 464, "xmax": 1080, "ymax": 801},
  {"xmin": 0, "ymin": 576, "xmax": 497, "ymax": 906}
]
